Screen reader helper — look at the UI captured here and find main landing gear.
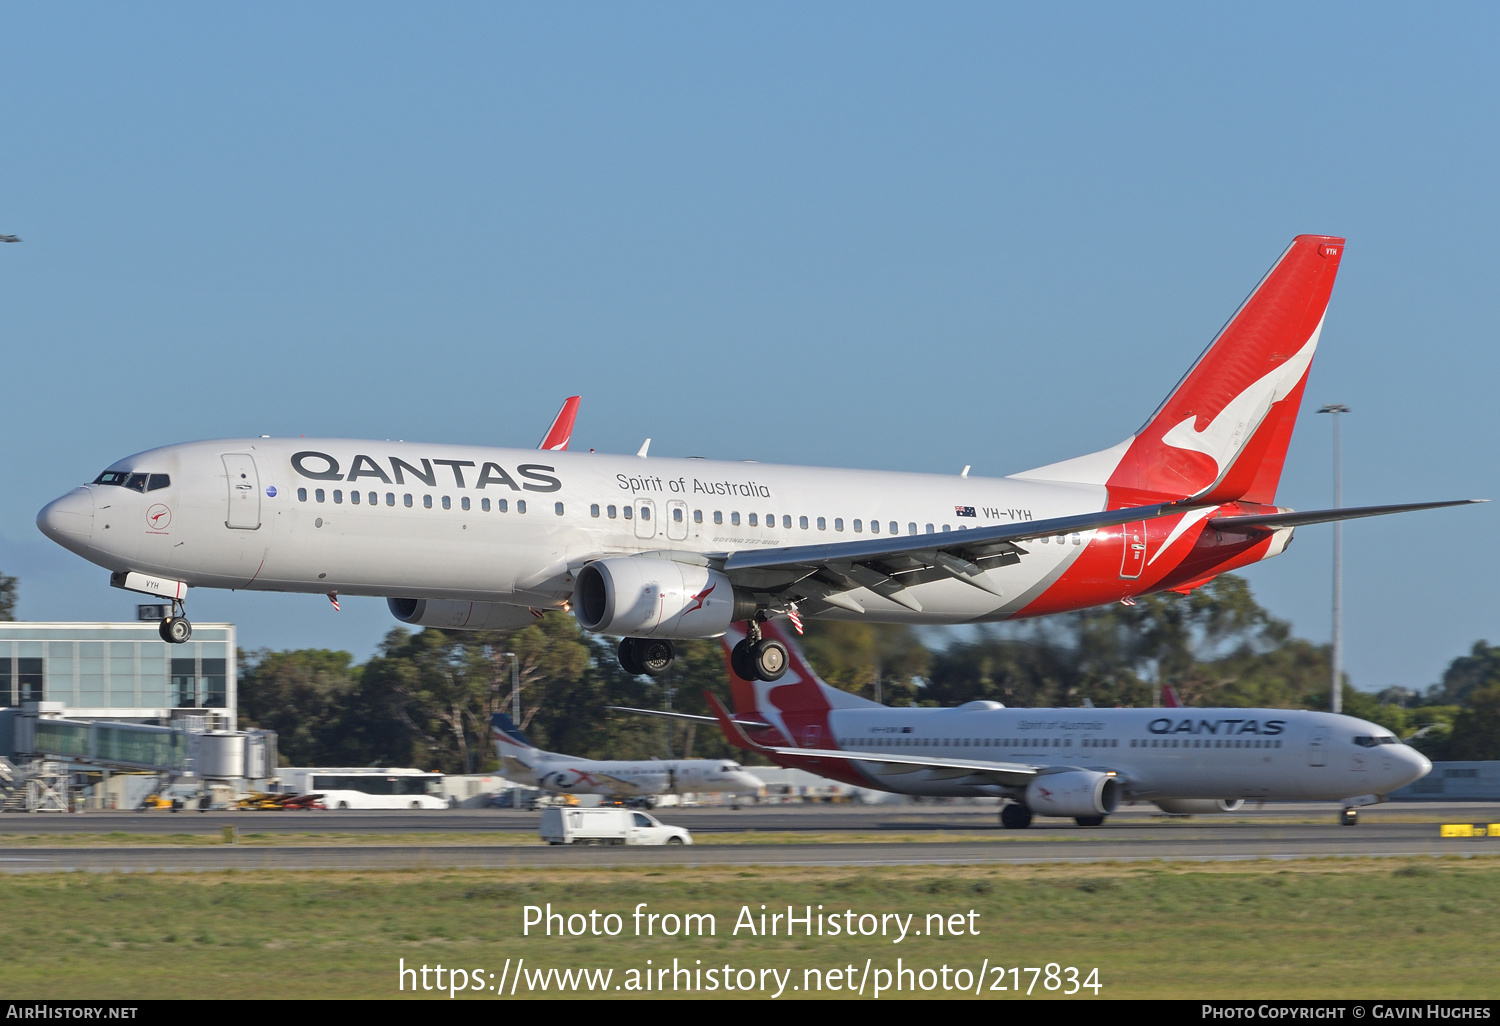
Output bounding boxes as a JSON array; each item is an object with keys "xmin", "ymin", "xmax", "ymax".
[
  {"xmin": 618, "ymin": 637, "xmax": 675, "ymax": 677},
  {"xmin": 730, "ymin": 621, "xmax": 788, "ymax": 682},
  {"xmin": 614, "ymin": 621, "xmax": 789, "ymax": 683},
  {"xmin": 158, "ymin": 600, "xmax": 192, "ymax": 645},
  {"xmin": 1001, "ymin": 802, "xmax": 1033, "ymax": 829}
]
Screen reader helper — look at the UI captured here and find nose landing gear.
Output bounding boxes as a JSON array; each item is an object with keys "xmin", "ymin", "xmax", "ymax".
[{"xmin": 158, "ymin": 600, "xmax": 192, "ymax": 645}]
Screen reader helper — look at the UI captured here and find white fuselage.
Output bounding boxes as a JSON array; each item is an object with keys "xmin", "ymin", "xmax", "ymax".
[
  {"xmin": 500, "ymin": 750, "xmax": 763, "ymax": 798},
  {"xmin": 37, "ymin": 437, "xmax": 1125, "ymax": 625},
  {"xmin": 803, "ymin": 705, "xmax": 1429, "ymax": 801}
]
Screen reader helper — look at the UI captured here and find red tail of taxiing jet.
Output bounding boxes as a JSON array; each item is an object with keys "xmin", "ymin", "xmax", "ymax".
[{"xmin": 708, "ymin": 621, "xmax": 880, "ymax": 786}]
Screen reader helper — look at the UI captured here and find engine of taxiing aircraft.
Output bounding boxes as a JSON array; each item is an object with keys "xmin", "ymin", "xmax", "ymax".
[
  {"xmin": 1153, "ymin": 799, "xmax": 1246, "ymax": 815},
  {"xmin": 572, "ymin": 557, "xmax": 755, "ymax": 638},
  {"xmin": 1024, "ymin": 770, "xmax": 1121, "ymax": 818}
]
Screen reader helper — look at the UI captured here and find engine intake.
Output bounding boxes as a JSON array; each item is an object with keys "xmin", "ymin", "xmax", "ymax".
[
  {"xmin": 387, "ymin": 598, "xmax": 540, "ymax": 631},
  {"xmin": 573, "ymin": 557, "xmax": 753, "ymax": 638},
  {"xmin": 1024, "ymin": 770, "xmax": 1121, "ymax": 818}
]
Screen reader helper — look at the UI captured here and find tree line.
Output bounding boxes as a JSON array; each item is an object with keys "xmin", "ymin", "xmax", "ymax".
[{"xmin": 229, "ymin": 574, "xmax": 1500, "ymax": 770}]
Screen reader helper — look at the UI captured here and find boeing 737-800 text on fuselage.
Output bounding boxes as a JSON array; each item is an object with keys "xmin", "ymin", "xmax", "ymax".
[{"xmin": 36, "ymin": 236, "xmax": 1478, "ymax": 680}]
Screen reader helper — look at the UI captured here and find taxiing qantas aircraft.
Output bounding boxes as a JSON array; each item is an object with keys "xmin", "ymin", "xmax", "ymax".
[
  {"xmin": 615, "ymin": 622, "xmax": 1431, "ymax": 826},
  {"xmin": 491, "ymin": 713, "xmax": 762, "ymax": 801},
  {"xmin": 36, "ymin": 235, "xmax": 1478, "ymax": 680}
]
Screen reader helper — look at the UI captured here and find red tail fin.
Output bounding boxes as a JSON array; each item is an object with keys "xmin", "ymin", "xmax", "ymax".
[
  {"xmin": 537, "ymin": 396, "xmax": 581, "ymax": 451},
  {"xmin": 1109, "ymin": 236, "xmax": 1344, "ymax": 506},
  {"xmin": 718, "ymin": 621, "xmax": 881, "ymax": 748},
  {"xmin": 1161, "ymin": 683, "xmax": 1183, "ymax": 708},
  {"xmin": 1015, "ymin": 237, "xmax": 1344, "ymax": 508}
]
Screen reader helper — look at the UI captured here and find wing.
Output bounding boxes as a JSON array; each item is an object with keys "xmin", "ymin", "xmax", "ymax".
[{"xmin": 715, "ymin": 499, "xmax": 1200, "ymax": 613}]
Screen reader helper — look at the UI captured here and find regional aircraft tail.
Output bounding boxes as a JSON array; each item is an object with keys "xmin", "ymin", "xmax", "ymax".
[
  {"xmin": 491, "ymin": 712, "xmax": 542, "ymax": 768},
  {"xmin": 1013, "ymin": 235, "xmax": 1346, "ymax": 508}
]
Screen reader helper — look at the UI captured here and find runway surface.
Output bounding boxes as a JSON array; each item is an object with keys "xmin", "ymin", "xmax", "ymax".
[{"xmin": 1, "ymin": 802, "xmax": 1496, "ymax": 872}]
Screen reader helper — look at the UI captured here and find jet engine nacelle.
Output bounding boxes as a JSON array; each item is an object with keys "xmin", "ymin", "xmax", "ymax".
[
  {"xmin": 1153, "ymin": 799, "xmax": 1245, "ymax": 815},
  {"xmin": 572, "ymin": 557, "xmax": 754, "ymax": 639},
  {"xmin": 387, "ymin": 598, "xmax": 540, "ymax": 631},
  {"xmin": 1024, "ymin": 771, "xmax": 1121, "ymax": 818}
]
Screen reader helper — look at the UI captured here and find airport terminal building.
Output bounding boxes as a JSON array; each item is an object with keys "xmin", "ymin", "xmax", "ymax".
[
  {"xmin": 0, "ymin": 621, "xmax": 246, "ymax": 811},
  {"xmin": 0, "ymin": 621, "xmax": 236, "ymax": 732}
]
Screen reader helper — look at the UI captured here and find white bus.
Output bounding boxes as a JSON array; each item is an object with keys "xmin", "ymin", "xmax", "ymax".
[{"xmin": 282, "ymin": 768, "xmax": 447, "ymax": 810}]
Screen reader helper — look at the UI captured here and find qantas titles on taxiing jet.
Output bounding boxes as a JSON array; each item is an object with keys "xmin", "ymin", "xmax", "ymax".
[{"xmin": 37, "ymin": 235, "xmax": 1482, "ymax": 695}]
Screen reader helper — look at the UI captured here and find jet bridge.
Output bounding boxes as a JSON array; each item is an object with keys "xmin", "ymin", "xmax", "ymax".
[{"xmin": 3, "ymin": 704, "xmax": 277, "ymax": 811}]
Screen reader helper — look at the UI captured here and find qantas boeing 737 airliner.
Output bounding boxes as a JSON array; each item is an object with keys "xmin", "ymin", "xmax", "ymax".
[
  {"xmin": 649, "ymin": 622, "xmax": 1431, "ymax": 827},
  {"xmin": 37, "ymin": 235, "xmax": 1479, "ymax": 682}
]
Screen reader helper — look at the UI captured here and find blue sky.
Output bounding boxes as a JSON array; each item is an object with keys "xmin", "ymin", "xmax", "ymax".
[{"xmin": 2, "ymin": 4, "xmax": 1497, "ymax": 691}]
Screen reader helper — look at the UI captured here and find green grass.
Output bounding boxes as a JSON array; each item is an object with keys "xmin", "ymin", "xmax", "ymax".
[
  {"xmin": 0, "ymin": 830, "xmax": 1078, "ymax": 847},
  {"xmin": 1, "ymin": 858, "xmax": 1497, "ymax": 999}
]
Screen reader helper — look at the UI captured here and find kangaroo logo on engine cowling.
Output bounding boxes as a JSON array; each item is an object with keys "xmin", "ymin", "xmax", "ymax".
[{"xmin": 291, "ymin": 451, "xmax": 560, "ymax": 492}]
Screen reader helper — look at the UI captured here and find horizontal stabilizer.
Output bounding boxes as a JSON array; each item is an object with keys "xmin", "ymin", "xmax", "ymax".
[
  {"xmin": 1209, "ymin": 498, "xmax": 1485, "ymax": 531},
  {"xmin": 606, "ymin": 704, "xmax": 769, "ymax": 730}
]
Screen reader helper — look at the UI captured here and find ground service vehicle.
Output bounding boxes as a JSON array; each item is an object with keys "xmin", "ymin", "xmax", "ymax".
[{"xmin": 538, "ymin": 807, "xmax": 691, "ymax": 845}]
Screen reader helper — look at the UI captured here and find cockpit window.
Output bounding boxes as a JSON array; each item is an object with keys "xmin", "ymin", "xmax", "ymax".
[
  {"xmin": 1353, "ymin": 735, "xmax": 1400, "ymax": 748},
  {"xmin": 93, "ymin": 471, "xmax": 168, "ymax": 493}
]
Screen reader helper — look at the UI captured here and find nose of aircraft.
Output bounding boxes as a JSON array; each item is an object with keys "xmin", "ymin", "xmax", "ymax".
[
  {"xmin": 1394, "ymin": 745, "xmax": 1433, "ymax": 789},
  {"xmin": 37, "ymin": 488, "xmax": 95, "ymax": 550}
]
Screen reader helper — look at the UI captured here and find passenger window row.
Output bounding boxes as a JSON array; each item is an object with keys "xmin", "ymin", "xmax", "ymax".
[
  {"xmin": 288, "ymin": 488, "xmax": 1089, "ymax": 546},
  {"xmin": 839, "ymin": 736, "xmax": 1090, "ymax": 749},
  {"xmin": 1131, "ymin": 738, "xmax": 1283, "ymax": 749},
  {"xmin": 296, "ymin": 489, "xmax": 575, "ymax": 517},
  {"xmin": 577, "ymin": 505, "xmax": 1084, "ymax": 546}
]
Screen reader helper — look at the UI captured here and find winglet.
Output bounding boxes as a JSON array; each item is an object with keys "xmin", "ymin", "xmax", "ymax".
[
  {"xmin": 1162, "ymin": 683, "xmax": 1183, "ymax": 708},
  {"xmin": 706, "ymin": 691, "xmax": 768, "ymax": 754},
  {"xmin": 538, "ymin": 396, "xmax": 581, "ymax": 451}
]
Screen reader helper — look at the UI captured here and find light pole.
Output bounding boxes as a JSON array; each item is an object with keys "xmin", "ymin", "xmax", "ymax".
[
  {"xmin": 1317, "ymin": 404, "xmax": 1350, "ymax": 714},
  {"xmin": 503, "ymin": 652, "xmax": 520, "ymax": 722}
]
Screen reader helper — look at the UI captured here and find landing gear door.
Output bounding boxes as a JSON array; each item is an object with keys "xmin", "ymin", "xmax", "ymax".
[{"xmin": 222, "ymin": 454, "xmax": 261, "ymax": 530}]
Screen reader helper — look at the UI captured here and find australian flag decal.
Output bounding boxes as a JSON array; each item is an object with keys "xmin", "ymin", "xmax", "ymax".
[{"xmin": 955, "ymin": 506, "xmax": 976, "ymax": 518}]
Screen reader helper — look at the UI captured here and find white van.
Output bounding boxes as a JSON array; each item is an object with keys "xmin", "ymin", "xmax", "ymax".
[{"xmin": 539, "ymin": 808, "xmax": 692, "ymax": 846}]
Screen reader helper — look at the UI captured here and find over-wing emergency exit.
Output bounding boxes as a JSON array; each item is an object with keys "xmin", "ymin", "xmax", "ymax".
[{"xmin": 37, "ymin": 236, "xmax": 1481, "ymax": 674}]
